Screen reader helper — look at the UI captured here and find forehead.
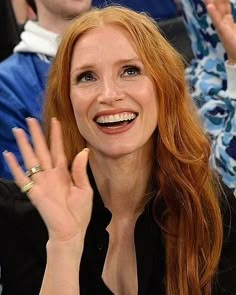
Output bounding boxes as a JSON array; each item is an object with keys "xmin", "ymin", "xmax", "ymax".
[{"xmin": 71, "ymin": 25, "xmax": 140, "ymax": 64}]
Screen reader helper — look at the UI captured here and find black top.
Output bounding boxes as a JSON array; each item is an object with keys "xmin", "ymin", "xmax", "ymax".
[{"xmin": 0, "ymin": 175, "xmax": 235, "ymax": 295}]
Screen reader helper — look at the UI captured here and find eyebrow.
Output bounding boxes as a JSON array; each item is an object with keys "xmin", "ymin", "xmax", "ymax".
[{"xmin": 70, "ymin": 58, "xmax": 142, "ymax": 74}]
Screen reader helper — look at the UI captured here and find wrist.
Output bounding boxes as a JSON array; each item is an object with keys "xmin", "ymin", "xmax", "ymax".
[
  {"xmin": 46, "ymin": 235, "xmax": 85, "ymax": 264},
  {"xmin": 227, "ymin": 59, "xmax": 236, "ymax": 65}
]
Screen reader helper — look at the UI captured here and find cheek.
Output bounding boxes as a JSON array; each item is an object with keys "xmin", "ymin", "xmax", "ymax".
[
  {"xmin": 137, "ymin": 83, "xmax": 158, "ymax": 111},
  {"xmin": 70, "ymin": 90, "xmax": 90, "ymax": 118},
  {"xmin": 144, "ymin": 88, "xmax": 158, "ymax": 125},
  {"xmin": 70, "ymin": 92, "xmax": 96, "ymax": 136}
]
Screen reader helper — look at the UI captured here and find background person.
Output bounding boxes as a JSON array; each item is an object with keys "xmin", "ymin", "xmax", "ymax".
[
  {"xmin": 180, "ymin": 0, "xmax": 236, "ymax": 189},
  {"xmin": 0, "ymin": 0, "xmax": 92, "ymax": 180}
]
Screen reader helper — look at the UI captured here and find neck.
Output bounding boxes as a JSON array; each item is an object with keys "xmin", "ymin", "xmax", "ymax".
[
  {"xmin": 89, "ymin": 141, "xmax": 154, "ymax": 218},
  {"xmin": 36, "ymin": 7, "xmax": 72, "ymax": 35}
]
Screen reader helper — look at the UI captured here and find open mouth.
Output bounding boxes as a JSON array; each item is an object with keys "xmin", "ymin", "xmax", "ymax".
[{"xmin": 94, "ymin": 112, "xmax": 138, "ymax": 129}]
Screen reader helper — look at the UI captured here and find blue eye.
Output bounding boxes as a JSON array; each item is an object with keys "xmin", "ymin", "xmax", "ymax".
[
  {"xmin": 122, "ymin": 66, "xmax": 141, "ymax": 77},
  {"xmin": 76, "ymin": 71, "xmax": 96, "ymax": 83}
]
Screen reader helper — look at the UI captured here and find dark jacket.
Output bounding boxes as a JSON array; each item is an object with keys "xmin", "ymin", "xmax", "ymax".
[
  {"xmin": 0, "ymin": 178, "xmax": 235, "ymax": 294},
  {"xmin": 92, "ymin": 0, "xmax": 178, "ymax": 21}
]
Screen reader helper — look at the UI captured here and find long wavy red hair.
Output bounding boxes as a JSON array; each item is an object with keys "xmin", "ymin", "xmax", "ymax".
[{"xmin": 44, "ymin": 6, "xmax": 223, "ymax": 294}]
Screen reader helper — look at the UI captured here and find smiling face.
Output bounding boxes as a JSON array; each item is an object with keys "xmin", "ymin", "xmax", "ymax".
[{"xmin": 70, "ymin": 25, "xmax": 158, "ymax": 158}]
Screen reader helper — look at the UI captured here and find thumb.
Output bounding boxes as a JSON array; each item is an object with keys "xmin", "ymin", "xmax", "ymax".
[{"xmin": 71, "ymin": 148, "xmax": 91, "ymax": 190}]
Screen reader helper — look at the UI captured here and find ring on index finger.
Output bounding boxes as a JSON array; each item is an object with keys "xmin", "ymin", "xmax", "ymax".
[{"xmin": 25, "ymin": 165, "xmax": 43, "ymax": 177}]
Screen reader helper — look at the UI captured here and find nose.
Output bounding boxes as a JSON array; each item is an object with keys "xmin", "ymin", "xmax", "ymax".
[{"xmin": 97, "ymin": 78, "xmax": 123, "ymax": 105}]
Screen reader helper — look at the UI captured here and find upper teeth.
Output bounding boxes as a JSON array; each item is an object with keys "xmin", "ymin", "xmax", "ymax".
[{"xmin": 96, "ymin": 112, "xmax": 137, "ymax": 124}]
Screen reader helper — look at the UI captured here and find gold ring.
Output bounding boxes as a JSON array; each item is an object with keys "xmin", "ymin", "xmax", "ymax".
[
  {"xmin": 26, "ymin": 165, "xmax": 43, "ymax": 177},
  {"xmin": 20, "ymin": 181, "xmax": 35, "ymax": 194}
]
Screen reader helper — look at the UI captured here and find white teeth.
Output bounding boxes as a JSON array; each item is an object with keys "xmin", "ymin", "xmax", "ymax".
[{"xmin": 96, "ymin": 112, "xmax": 137, "ymax": 124}]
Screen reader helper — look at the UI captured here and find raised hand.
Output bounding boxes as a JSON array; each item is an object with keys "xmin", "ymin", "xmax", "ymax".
[
  {"xmin": 3, "ymin": 118, "xmax": 93, "ymax": 244},
  {"xmin": 205, "ymin": 0, "xmax": 236, "ymax": 63}
]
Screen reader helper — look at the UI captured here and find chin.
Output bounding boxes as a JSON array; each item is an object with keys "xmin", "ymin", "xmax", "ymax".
[{"xmin": 97, "ymin": 142, "xmax": 143, "ymax": 159}]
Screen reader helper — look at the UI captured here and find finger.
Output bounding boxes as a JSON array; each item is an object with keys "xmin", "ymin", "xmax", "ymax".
[
  {"xmin": 217, "ymin": 0, "xmax": 232, "ymax": 15},
  {"xmin": 3, "ymin": 151, "xmax": 34, "ymax": 191},
  {"xmin": 207, "ymin": 4, "xmax": 234, "ymax": 37},
  {"xmin": 26, "ymin": 117, "xmax": 53, "ymax": 169},
  {"xmin": 224, "ymin": 13, "xmax": 235, "ymax": 25},
  {"xmin": 50, "ymin": 118, "xmax": 68, "ymax": 168},
  {"xmin": 206, "ymin": 0, "xmax": 231, "ymax": 17},
  {"xmin": 206, "ymin": 3, "xmax": 223, "ymax": 28},
  {"xmin": 205, "ymin": 0, "xmax": 213, "ymax": 6},
  {"xmin": 71, "ymin": 148, "xmax": 90, "ymax": 190},
  {"xmin": 13, "ymin": 127, "xmax": 40, "ymax": 170}
]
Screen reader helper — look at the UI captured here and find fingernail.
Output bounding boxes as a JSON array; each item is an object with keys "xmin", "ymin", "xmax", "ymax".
[
  {"xmin": 12, "ymin": 127, "xmax": 19, "ymax": 132},
  {"xmin": 2, "ymin": 150, "xmax": 8, "ymax": 156},
  {"xmin": 51, "ymin": 117, "xmax": 58, "ymax": 123},
  {"xmin": 83, "ymin": 148, "xmax": 90, "ymax": 153}
]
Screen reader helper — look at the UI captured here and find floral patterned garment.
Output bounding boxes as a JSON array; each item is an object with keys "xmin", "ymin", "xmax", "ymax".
[{"xmin": 180, "ymin": 0, "xmax": 236, "ymax": 189}]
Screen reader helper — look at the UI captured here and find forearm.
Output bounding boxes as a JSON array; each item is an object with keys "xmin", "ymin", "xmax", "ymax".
[{"xmin": 40, "ymin": 239, "xmax": 84, "ymax": 295}]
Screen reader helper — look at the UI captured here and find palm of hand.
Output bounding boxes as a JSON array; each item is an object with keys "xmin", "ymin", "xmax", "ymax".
[
  {"xmin": 29, "ymin": 166, "xmax": 93, "ymax": 242},
  {"xmin": 219, "ymin": 17, "xmax": 236, "ymax": 62},
  {"xmin": 4, "ymin": 118, "xmax": 93, "ymax": 243},
  {"xmin": 206, "ymin": 0, "xmax": 236, "ymax": 62}
]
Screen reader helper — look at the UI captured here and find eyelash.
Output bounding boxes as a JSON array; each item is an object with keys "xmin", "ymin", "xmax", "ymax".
[
  {"xmin": 122, "ymin": 65, "xmax": 141, "ymax": 77},
  {"xmin": 75, "ymin": 65, "xmax": 141, "ymax": 84},
  {"xmin": 76, "ymin": 71, "xmax": 95, "ymax": 83}
]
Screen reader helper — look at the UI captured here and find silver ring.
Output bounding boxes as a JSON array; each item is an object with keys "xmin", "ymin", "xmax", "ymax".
[
  {"xmin": 26, "ymin": 165, "xmax": 43, "ymax": 177},
  {"xmin": 20, "ymin": 181, "xmax": 35, "ymax": 194}
]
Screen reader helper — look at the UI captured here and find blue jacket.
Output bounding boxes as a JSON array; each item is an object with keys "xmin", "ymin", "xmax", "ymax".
[
  {"xmin": 92, "ymin": 0, "xmax": 178, "ymax": 21},
  {"xmin": 0, "ymin": 53, "xmax": 50, "ymax": 179}
]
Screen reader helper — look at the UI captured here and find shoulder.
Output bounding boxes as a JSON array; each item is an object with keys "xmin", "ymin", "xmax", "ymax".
[
  {"xmin": 0, "ymin": 178, "xmax": 23, "ymax": 206},
  {"xmin": 0, "ymin": 178, "xmax": 48, "ymax": 247},
  {"xmin": 0, "ymin": 53, "xmax": 32, "ymax": 72},
  {"xmin": 0, "ymin": 178, "xmax": 39, "ymax": 220},
  {"xmin": 219, "ymin": 182, "xmax": 236, "ymax": 230},
  {"xmin": 0, "ymin": 178, "xmax": 20, "ymax": 193},
  {"xmin": 0, "ymin": 179, "xmax": 47, "ymax": 293},
  {"xmin": 0, "ymin": 53, "xmax": 49, "ymax": 110},
  {"xmin": 0, "ymin": 53, "xmax": 34, "ymax": 92},
  {"xmin": 0, "ymin": 53, "xmax": 49, "ymax": 85},
  {"xmin": 215, "ymin": 183, "xmax": 236, "ymax": 294}
]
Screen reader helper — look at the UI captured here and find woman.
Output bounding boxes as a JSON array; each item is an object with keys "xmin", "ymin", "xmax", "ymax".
[{"xmin": 0, "ymin": 6, "xmax": 235, "ymax": 295}]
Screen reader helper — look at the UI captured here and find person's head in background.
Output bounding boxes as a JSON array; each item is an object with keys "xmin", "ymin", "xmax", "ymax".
[
  {"xmin": 44, "ymin": 6, "xmax": 222, "ymax": 294},
  {"xmin": 26, "ymin": 0, "xmax": 92, "ymax": 34}
]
